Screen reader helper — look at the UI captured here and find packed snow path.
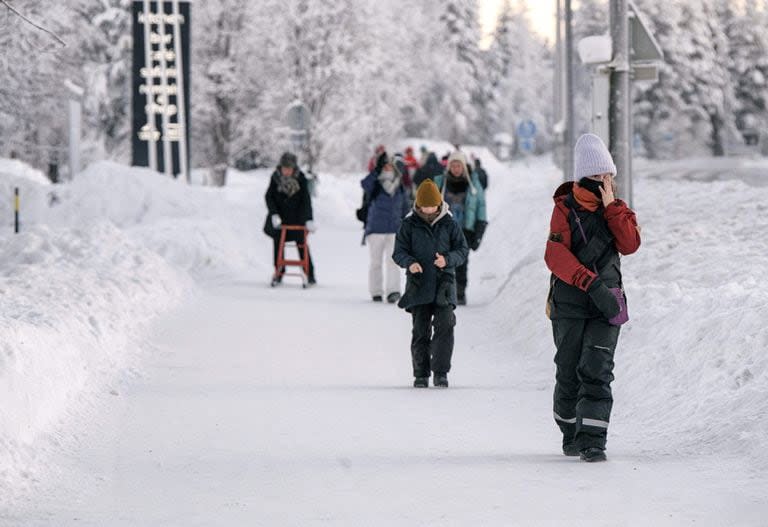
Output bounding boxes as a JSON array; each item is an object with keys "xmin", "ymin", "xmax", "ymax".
[
  {"xmin": 10, "ymin": 274, "xmax": 765, "ymax": 526},
  {"xmin": 6, "ymin": 156, "xmax": 768, "ymax": 526}
]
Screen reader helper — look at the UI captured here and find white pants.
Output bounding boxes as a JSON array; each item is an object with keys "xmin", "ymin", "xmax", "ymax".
[{"xmin": 367, "ymin": 233, "xmax": 401, "ymax": 297}]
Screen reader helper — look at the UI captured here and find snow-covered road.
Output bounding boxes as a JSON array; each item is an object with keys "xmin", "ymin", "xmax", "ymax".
[
  {"xmin": 4, "ymin": 153, "xmax": 768, "ymax": 526},
  {"xmin": 8, "ymin": 273, "xmax": 766, "ymax": 526},
  {"xmin": 6, "ymin": 202, "xmax": 767, "ymax": 524}
]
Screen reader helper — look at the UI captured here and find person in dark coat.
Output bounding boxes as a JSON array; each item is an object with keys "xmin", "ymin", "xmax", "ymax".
[
  {"xmin": 413, "ymin": 152, "xmax": 444, "ymax": 187},
  {"xmin": 472, "ymin": 156, "xmax": 489, "ymax": 190},
  {"xmin": 264, "ymin": 152, "xmax": 316, "ymax": 285},
  {"xmin": 393, "ymin": 179, "xmax": 469, "ymax": 388},
  {"xmin": 361, "ymin": 152, "xmax": 410, "ymax": 303},
  {"xmin": 545, "ymin": 134, "xmax": 641, "ymax": 462}
]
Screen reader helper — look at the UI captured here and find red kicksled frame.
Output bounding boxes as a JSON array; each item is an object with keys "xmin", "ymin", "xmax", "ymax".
[{"xmin": 272, "ymin": 225, "xmax": 310, "ymax": 288}]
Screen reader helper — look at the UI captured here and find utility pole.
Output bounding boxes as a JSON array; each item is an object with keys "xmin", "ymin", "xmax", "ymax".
[
  {"xmin": 609, "ymin": 0, "xmax": 632, "ymax": 205},
  {"xmin": 564, "ymin": 0, "xmax": 575, "ymax": 182}
]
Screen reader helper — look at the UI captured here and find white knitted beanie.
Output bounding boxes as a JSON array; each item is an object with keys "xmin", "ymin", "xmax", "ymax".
[{"xmin": 573, "ymin": 134, "xmax": 616, "ymax": 181}]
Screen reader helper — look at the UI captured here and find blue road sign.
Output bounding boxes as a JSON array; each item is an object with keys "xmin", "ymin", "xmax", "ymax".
[
  {"xmin": 520, "ymin": 138, "xmax": 536, "ymax": 153},
  {"xmin": 517, "ymin": 120, "xmax": 537, "ymax": 139}
]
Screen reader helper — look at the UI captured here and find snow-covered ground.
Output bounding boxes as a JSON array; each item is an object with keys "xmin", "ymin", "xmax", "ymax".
[{"xmin": 1, "ymin": 151, "xmax": 767, "ymax": 525}]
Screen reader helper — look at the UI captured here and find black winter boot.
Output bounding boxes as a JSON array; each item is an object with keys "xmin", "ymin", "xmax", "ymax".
[
  {"xmin": 413, "ymin": 377, "xmax": 428, "ymax": 388},
  {"xmin": 372, "ymin": 295, "xmax": 383, "ymax": 302},
  {"xmin": 580, "ymin": 447, "xmax": 607, "ymax": 462},
  {"xmin": 433, "ymin": 373, "xmax": 449, "ymax": 388},
  {"xmin": 562, "ymin": 443, "xmax": 580, "ymax": 457},
  {"xmin": 387, "ymin": 292, "xmax": 401, "ymax": 304}
]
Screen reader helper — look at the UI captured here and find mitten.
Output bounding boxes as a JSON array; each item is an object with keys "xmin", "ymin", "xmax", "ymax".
[{"xmin": 587, "ymin": 278, "xmax": 621, "ymax": 319}]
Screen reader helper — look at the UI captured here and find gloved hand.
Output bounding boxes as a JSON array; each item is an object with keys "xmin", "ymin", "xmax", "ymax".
[
  {"xmin": 374, "ymin": 151, "xmax": 389, "ymax": 174},
  {"xmin": 271, "ymin": 214, "xmax": 282, "ymax": 229},
  {"xmin": 587, "ymin": 278, "xmax": 621, "ymax": 319},
  {"xmin": 306, "ymin": 220, "xmax": 317, "ymax": 233}
]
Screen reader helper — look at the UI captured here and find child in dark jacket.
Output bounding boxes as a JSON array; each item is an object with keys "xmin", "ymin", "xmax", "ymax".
[{"xmin": 393, "ymin": 180, "xmax": 469, "ymax": 388}]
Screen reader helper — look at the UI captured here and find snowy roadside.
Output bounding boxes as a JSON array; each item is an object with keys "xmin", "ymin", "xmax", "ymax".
[
  {"xmin": 0, "ymin": 160, "xmax": 276, "ymax": 498},
  {"xmin": 474, "ymin": 156, "xmax": 768, "ymax": 466}
]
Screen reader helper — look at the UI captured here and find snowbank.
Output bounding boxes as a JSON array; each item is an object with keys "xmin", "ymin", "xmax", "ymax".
[{"xmin": 477, "ymin": 156, "xmax": 768, "ymax": 464}]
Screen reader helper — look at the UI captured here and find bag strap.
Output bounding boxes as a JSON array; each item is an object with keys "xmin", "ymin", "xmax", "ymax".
[{"xmin": 568, "ymin": 204, "xmax": 599, "ymax": 276}]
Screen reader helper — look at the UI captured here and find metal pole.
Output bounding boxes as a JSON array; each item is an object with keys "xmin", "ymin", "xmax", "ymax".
[
  {"xmin": 141, "ymin": 0, "xmax": 158, "ymax": 172},
  {"xmin": 554, "ymin": 0, "xmax": 562, "ymax": 172},
  {"xmin": 157, "ymin": 2, "xmax": 174, "ymax": 178},
  {"xmin": 171, "ymin": 0, "xmax": 189, "ymax": 183},
  {"xmin": 610, "ymin": 0, "xmax": 632, "ymax": 205},
  {"xmin": 14, "ymin": 187, "xmax": 19, "ymax": 233},
  {"xmin": 564, "ymin": 0, "xmax": 575, "ymax": 182},
  {"xmin": 68, "ymin": 99, "xmax": 81, "ymax": 179}
]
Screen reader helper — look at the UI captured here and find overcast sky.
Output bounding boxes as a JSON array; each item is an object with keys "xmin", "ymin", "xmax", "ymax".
[{"xmin": 478, "ymin": 0, "xmax": 557, "ymax": 47}]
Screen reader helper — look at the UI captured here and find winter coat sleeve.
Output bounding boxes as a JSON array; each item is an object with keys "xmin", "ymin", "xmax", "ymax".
[
  {"xmin": 544, "ymin": 203, "xmax": 598, "ymax": 291},
  {"xmin": 301, "ymin": 179, "xmax": 313, "ymax": 222},
  {"xmin": 361, "ymin": 171, "xmax": 378, "ymax": 194},
  {"xmin": 473, "ymin": 175, "xmax": 488, "ymax": 223},
  {"xmin": 445, "ymin": 221, "xmax": 469, "ymax": 269},
  {"xmin": 393, "ymin": 221, "xmax": 417, "ymax": 269},
  {"xmin": 604, "ymin": 199, "xmax": 641, "ymax": 255},
  {"xmin": 265, "ymin": 178, "xmax": 279, "ymax": 216}
]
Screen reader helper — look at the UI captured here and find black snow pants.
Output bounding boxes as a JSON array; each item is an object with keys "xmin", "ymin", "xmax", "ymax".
[
  {"xmin": 410, "ymin": 303, "xmax": 456, "ymax": 378},
  {"xmin": 272, "ymin": 230, "xmax": 315, "ymax": 281},
  {"xmin": 456, "ymin": 253, "xmax": 469, "ymax": 300},
  {"xmin": 552, "ymin": 317, "xmax": 620, "ymax": 451}
]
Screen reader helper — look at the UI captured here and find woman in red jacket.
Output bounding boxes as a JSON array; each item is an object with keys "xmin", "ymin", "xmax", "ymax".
[{"xmin": 544, "ymin": 134, "xmax": 641, "ymax": 462}]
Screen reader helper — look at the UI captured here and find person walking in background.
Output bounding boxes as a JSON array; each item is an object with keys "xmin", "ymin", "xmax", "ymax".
[
  {"xmin": 413, "ymin": 152, "xmax": 444, "ymax": 187},
  {"xmin": 403, "ymin": 146, "xmax": 421, "ymax": 180},
  {"xmin": 434, "ymin": 151, "xmax": 487, "ymax": 305},
  {"xmin": 471, "ymin": 155, "xmax": 489, "ymax": 190},
  {"xmin": 545, "ymin": 133, "xmax": 641, "ymax": 462},
  {"xmin": 393, "ymin": 179, "xmax": 468, "ymax": 388},
  {"xmin": 362, "ymin": 151, "xmax": 410, "ymax": 303},
  {"xmin": 264, "ymin": 152, "xmax": 317, "ymax": 285},
  {"xmin": 392, "ymin": 151, "xmax": 413, "ymax": 198},
  {"xmin": 418, "ymin": 145, "xmax": 429, "ymax": 166}
]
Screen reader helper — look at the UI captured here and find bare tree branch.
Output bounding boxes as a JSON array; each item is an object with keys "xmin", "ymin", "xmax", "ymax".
[{"xmin": 0, "ymin": 0, "xmax": 66, "ymax": 47}]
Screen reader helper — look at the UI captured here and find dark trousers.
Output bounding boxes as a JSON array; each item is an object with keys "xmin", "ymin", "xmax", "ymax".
[
  {"xmin": 552, "ymin": 317, "xmax": 620, "ymax": 450},
  {"xmin": 456, "ymin": 256, "xmax": 469, "ymax": 299},
  {"xmin": 272, "ymin": 231, "xmax": 315, "ymax": 280},
  {"xmin": 410, "ymin": 303, "xmax": 456, "ymax": 378}
]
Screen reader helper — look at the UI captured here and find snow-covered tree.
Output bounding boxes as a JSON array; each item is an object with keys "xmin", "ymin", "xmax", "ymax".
[
  {"xmin": 721, "ymin": 1, "xmax": 768, "ymax": 147},
  {"xmin": 633, "ymin": 0, "xmax": 738, "ymax": 157},
  {"xmin": 485, "ymin": 1, "xmax": 553, "ymax": 152}
]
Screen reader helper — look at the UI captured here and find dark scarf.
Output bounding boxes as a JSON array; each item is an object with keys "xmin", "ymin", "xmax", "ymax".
[
  {"xmin": 277, "ymin": 173, "xmax": 301, "ymax": 197},
  {"xmin": 578, "ymin": 177, "xmax": 604, "ymax": 199},
  {"xmin": 446, "ymin": 174, "xmax": 469, "ymax": 194}
]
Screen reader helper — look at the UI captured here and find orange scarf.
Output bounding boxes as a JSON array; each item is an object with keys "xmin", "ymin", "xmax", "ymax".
[{"xmin": 573, "ymin": 183, "xmax": 602, "ymax": 212}]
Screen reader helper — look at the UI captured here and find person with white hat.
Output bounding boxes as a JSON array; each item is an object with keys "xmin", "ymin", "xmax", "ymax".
[{"xmin": 544, "ymin": 134, "xmax": 642, "ymax": 462}]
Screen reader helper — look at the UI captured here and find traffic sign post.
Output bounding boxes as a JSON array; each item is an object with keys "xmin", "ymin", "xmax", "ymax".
[{"xmin": 516, "ymin": 120, "xmax": 537, "ymax": 157}]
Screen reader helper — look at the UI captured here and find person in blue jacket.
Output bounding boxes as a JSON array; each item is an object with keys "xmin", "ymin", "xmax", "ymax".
[
  {"xmin": 434, "ymin": 151, "xmax": 488, "ymax": 305},
  {"xmin": 361, "ymin": 151, "xmax": 410, "ymax": 303}
]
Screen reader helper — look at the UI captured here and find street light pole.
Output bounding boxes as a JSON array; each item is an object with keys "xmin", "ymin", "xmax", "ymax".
[
  {"xmin": 610, "ymin": 0, "xmax": 632, "ymax": 205},
  {"xmin": 564, "ymin": 0, "xmax": 575, "ymax": 182}
]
